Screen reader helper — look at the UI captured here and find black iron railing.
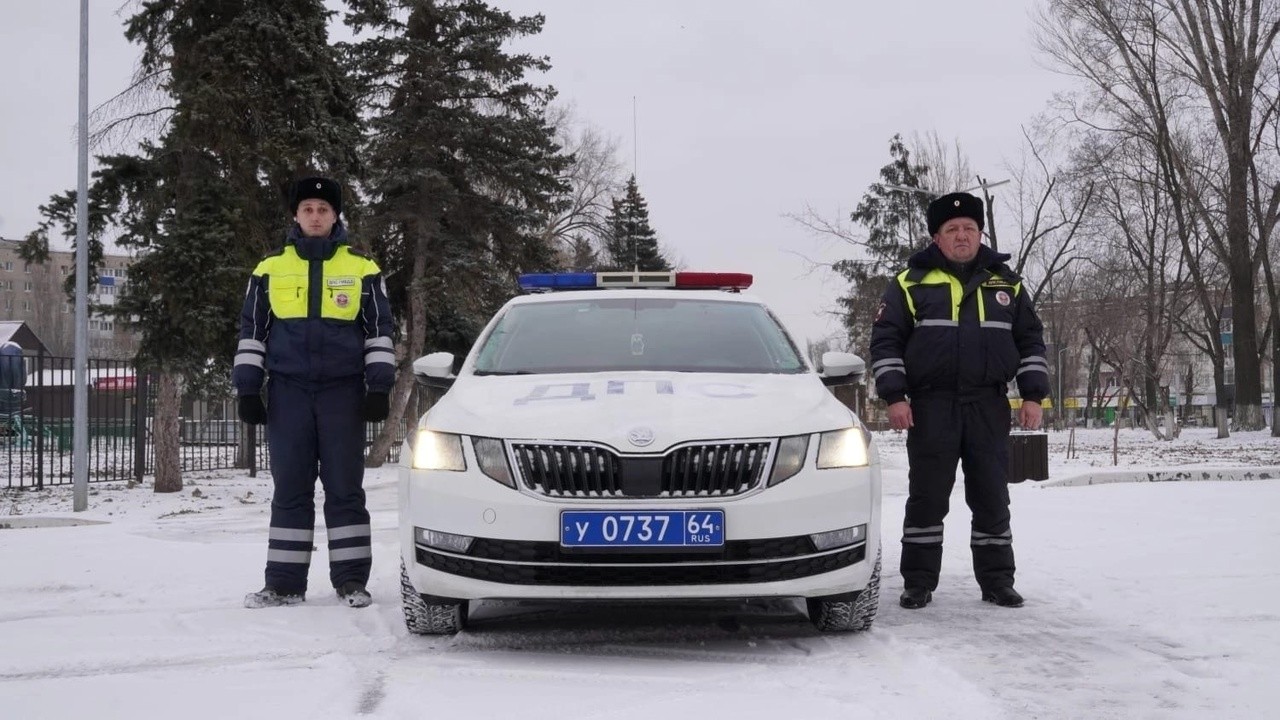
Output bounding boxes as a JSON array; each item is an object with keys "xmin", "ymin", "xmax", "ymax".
[{"xmin": 1, "ymin": 354, "xmax": 411, "ymax": 490}]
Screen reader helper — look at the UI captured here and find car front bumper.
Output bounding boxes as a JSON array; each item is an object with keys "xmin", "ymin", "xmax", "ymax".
[{"xmin": 397, "ymin": 438, "xmax": 882, "ymax": 602}]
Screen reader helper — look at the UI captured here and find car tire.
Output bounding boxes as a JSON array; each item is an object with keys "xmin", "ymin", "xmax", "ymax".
[
  {"xmin": 806, "ymin": 545, "xmax": 881, "ymax": 633},
  {"xmin": 400, "ymin": 561, "xmax": 467, "ymax": 635}
]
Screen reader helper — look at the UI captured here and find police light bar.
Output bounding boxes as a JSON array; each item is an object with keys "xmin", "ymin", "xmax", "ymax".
[{"xmin": 517, "ymin": 271, "xmax": 753, "ymax": 292}]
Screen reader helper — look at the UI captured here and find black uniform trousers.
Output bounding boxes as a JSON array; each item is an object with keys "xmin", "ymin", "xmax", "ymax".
[
  {"xmin": 902, "ymin": 391, "xmax": 1015, "ymax": 592},
  {"xmin": 264, "ymin": 377, "xmax": 372, "ymax": 594}
]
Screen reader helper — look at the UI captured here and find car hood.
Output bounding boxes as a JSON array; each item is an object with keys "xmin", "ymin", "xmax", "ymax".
[{"xmin": 420, "ymin": 371, "xmax": 856, "ymax": 450}]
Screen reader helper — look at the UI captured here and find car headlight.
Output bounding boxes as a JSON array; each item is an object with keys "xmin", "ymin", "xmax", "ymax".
[
  {"xmin": 816, "ymin": 427, "xmax": 870, "ymax": 468},
  {"xmin": 768, "ymin": 434, "xmax": 810, "ymax": 486},
  {"xmin": 472, "ymin": 437, "xmax": 515, "ymax": 487},
  {"xmin": 412, "ymin": 430, "xmax": 466, "ymax": 471}
]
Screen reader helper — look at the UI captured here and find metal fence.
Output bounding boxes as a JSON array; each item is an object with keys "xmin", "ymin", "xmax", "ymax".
[{"xmin": 2, "ymin": 355, "xmax": 410, "ymax": 490}]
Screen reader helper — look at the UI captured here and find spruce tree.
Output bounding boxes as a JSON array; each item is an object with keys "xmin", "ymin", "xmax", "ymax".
[
  {"xmin": 25, "ymin": 0, "xmax": 360, "ymax": 491},
  {"xmin": 565, "ymin": 236, "xmax": 599, "ymax": 271},
  {"xmin": 343, "ymin": 0, "xmax": 569, "ymax": 462},
  {"xmin": 603, "ymin": 175, "xmax": 670, "ymax": 271}
]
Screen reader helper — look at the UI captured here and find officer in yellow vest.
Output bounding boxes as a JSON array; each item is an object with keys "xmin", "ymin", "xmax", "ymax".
[
  {"xmin": 233, "ymin": 176, "xmax": 396, "ymax": 609},
  {"xmin": 870, "ymin": 192, "xmax": 1048, "ymax": 610}
]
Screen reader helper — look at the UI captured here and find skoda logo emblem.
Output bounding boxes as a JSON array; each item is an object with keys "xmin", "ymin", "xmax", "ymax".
[{"xmin": 627, "ymin": 426, "xmax": 655, "ymax": 447}]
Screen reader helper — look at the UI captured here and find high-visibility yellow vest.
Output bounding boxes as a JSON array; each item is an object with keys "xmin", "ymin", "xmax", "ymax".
[
  {"xmin": 253, "ymin": 245, "xmax": 379, "ymax": 322},
  {"xmin": 896, "ymin": 267, "xmax": 1024, "ymax": 325}
]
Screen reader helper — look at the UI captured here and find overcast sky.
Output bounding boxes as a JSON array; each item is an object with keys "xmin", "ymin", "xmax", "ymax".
[{"xmin": 0, "ymin": 0, "xmax": 1070, "ymax": 346}]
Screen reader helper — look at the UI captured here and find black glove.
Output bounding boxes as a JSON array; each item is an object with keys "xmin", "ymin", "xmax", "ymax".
[
  {"xmin": 238, "ymin": 395, "xmax": 267, "ymax": 425},
  {"xmin": 363, "ymin": 392, "xmax": 390, "ymax": 422}
]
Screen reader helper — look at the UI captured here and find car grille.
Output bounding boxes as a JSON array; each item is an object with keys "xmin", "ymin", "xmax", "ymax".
[
  {"xmin": 415, "ymin": 544, "xmax": 864, "ymax": 586},
  {"xmin": 510, "ymin": 441, "xmax": 772, "ymax": 498}
]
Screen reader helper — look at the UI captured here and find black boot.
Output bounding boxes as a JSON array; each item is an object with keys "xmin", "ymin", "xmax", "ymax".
[
  {"xmin": 244, "ymin": 586, "xmax": 305, "ymax": 609},
  {"xmin": 899, "ymin": 586, "xmax": 932, "ymax": 609},
  {"xmin": 336, "ymin": 581, "xmax": 372, "ymax": 608},
  {"xmin": 981, "ymin": 586, "xmax": 1024, "ymax": 608}
]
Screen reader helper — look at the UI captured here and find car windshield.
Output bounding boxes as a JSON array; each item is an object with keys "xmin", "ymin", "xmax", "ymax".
[{"xmin": 473, "ymin": 297, "xmax": 806, "ymax": 375}]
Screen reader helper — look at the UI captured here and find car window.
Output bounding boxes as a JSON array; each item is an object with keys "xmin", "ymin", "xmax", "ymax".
[{"xmin": 473, "ymin": 297, "xmax": 805, "ymax": 374}]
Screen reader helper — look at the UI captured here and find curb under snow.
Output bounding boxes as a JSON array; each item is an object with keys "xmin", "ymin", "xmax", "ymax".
[
  {"xmin": 0, "ymin": 517, "xmax": 111, "ymax": 529},
  {"xmin": 1039, "ymin": 467, "xmax": 1280, "ymax": 488}
]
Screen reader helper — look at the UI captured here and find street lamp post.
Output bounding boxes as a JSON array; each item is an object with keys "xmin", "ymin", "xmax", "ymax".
[
  {"xmin": 73, "ymin": 0, "xmax": 90, "ymax": 512},
  {"xmin": 1056, "ymin": 345, "xmax": 1068, "ymax": 430}
]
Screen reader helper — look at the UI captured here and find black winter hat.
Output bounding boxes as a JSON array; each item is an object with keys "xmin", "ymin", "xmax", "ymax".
[
  {"xmin": 926, "ymin": 192, "xmax": 984, "ymax": 235},
  {"xmin": 289, "ymin": 176, "xmax": 342, "ymax": 216}
]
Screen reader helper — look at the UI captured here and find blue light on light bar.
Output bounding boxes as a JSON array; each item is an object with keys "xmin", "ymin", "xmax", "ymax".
[{"xmin": 518, "ymin": 272, "xmax": 598, "ymax": 291}]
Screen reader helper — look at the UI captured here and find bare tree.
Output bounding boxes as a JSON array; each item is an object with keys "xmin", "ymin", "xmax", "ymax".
[
  {"xmin": 910, "ymin": 130, "xmax": 975, "ymax": 196},
  {"xmin": 1098, "ymin": 139, "xmax": 1193, "ymax": 438},
  {"xmin": 542, "ymin": 105, "xmax": 626, "ymax": 265},
  {"xmin": 1036, "ymin": 0, "xmax": 1280, "ymax": 431},
  {"xmin": 1251, "ymin": 87, "xmax": 1280, "ymax": 435},
  {"xmin": 1006, "ymin": 123, "xmax": 1096, "ymax": 300}
]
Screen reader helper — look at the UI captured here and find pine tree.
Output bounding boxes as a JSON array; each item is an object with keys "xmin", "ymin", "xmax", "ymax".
[
  {"xmin": 834, "ymin": 135, "xmax": 931, "ymax": 354},
  {"xmin": 344, "ymin": 0, "xmax": 569, "ymax": 463},
  {"xmin": 25, "ymin": 0, "xmax": 360, "ymax": 491},
  {"xmin": 603, "ymin": 175, "xmax": 669, "ymax": 271}
]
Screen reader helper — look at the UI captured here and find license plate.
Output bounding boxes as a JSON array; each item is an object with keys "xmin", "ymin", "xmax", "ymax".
[{"xmin": 560, "ymin": 510, "xmax": 725, "ymax": 548}]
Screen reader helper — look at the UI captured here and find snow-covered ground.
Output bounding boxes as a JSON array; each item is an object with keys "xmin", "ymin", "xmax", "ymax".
[{"xmin": 3, "ymin": 427, "xmax": 1278, "ymax": 719}]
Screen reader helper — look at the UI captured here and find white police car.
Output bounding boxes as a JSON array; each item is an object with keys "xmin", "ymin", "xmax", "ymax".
[{"xmin": 397, "ymin": 271, "xmax": 881, "ymax": 634}]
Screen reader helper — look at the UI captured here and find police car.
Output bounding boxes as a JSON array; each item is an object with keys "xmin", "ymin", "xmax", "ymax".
[{"xmin": 397, "ymin": 271, "xmax": 881, "ymax": 633}]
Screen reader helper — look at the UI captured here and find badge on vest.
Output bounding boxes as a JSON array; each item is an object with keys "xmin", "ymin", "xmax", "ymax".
[
  {"xmin": 995, "ymin": 290, "xmax": 1012, "ymax": 306},
  {"xmin": 326, "ymin": 276, "xmax": 357, "ymax": 288},
  {"xmin": 335, "ymin": 293, "xmax": 351, "ymax": 308}
]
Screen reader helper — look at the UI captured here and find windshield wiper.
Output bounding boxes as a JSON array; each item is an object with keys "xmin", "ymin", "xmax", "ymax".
[{"xmin": 473, "ymin": 369, "xmax": 538, "ymax": 376}]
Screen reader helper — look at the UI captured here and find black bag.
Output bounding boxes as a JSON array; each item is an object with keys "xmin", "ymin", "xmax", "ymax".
[{"xmin": 1007, "ymin": 431, "xmax": 1049, "ymax": 483}]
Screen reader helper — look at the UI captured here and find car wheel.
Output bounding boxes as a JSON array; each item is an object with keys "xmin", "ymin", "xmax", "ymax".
[
  {"xmin": 806, "ymin": 545, "xmax": 881, "ymax": 633},
  {"xmin": 400, "ymin": 561, "xmax": 467, "ymax": 635}
]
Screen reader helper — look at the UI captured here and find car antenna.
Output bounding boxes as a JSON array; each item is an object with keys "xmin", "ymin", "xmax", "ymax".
[{"xmin": 633, "ymin": 95, "xmax": 640, "ymax": 273}]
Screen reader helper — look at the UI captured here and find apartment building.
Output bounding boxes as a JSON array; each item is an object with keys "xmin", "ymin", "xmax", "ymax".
[{"xmin": 0, "ymin": 237, "xmax": 138, "ymax": 358}]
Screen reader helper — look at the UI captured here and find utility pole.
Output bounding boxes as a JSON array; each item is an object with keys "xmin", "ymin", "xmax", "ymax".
[
  {"xmin": 73, "ymin": 0, "xmax": 90, "ymax": 511},
  {"xmin": 975, "ymin": 175, "xmax": 1001, "ymax": 252}
]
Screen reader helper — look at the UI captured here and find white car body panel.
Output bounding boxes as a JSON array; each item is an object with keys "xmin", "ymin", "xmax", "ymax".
[{"xmin": 397, "ymin": 286, "xmax": 881, "ymax": 609}]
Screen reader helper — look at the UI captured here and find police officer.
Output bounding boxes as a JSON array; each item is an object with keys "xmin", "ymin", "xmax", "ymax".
[
  {"xmin": 234, "ymin": 176, "xmax": 396, "ymax": 609},
  {"xmin": 870, "ymin": 192, "xmax": 1048, "ymax": 610}
]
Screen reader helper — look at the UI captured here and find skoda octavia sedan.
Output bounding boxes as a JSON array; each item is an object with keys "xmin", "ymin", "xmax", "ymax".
[{"xmin": 397, "ymin": 271, "xmax": 881, "ymax": 634}]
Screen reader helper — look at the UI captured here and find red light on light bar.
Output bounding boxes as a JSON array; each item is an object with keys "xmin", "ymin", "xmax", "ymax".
[{"xmin": 674, "ymin": 272, "xmax": 753, "ymax": 290}]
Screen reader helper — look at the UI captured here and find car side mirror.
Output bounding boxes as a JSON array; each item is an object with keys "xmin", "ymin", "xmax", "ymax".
[
  {"xmin": 413, "ymin": 352, "xmax": 456, "ymax": 390},
  {"xmin": 819, "ymin": 351, "xmax": 865, "ymax": 387}
]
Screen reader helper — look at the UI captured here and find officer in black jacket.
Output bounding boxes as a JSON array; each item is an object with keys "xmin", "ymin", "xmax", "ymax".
[
  {"xmin": 870, "ymin": 192, "xmax": 1049, "ymax": 610},
  {"xmin": 234, "ymin": 177, "xmax": 396, "ymax": 609}
]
